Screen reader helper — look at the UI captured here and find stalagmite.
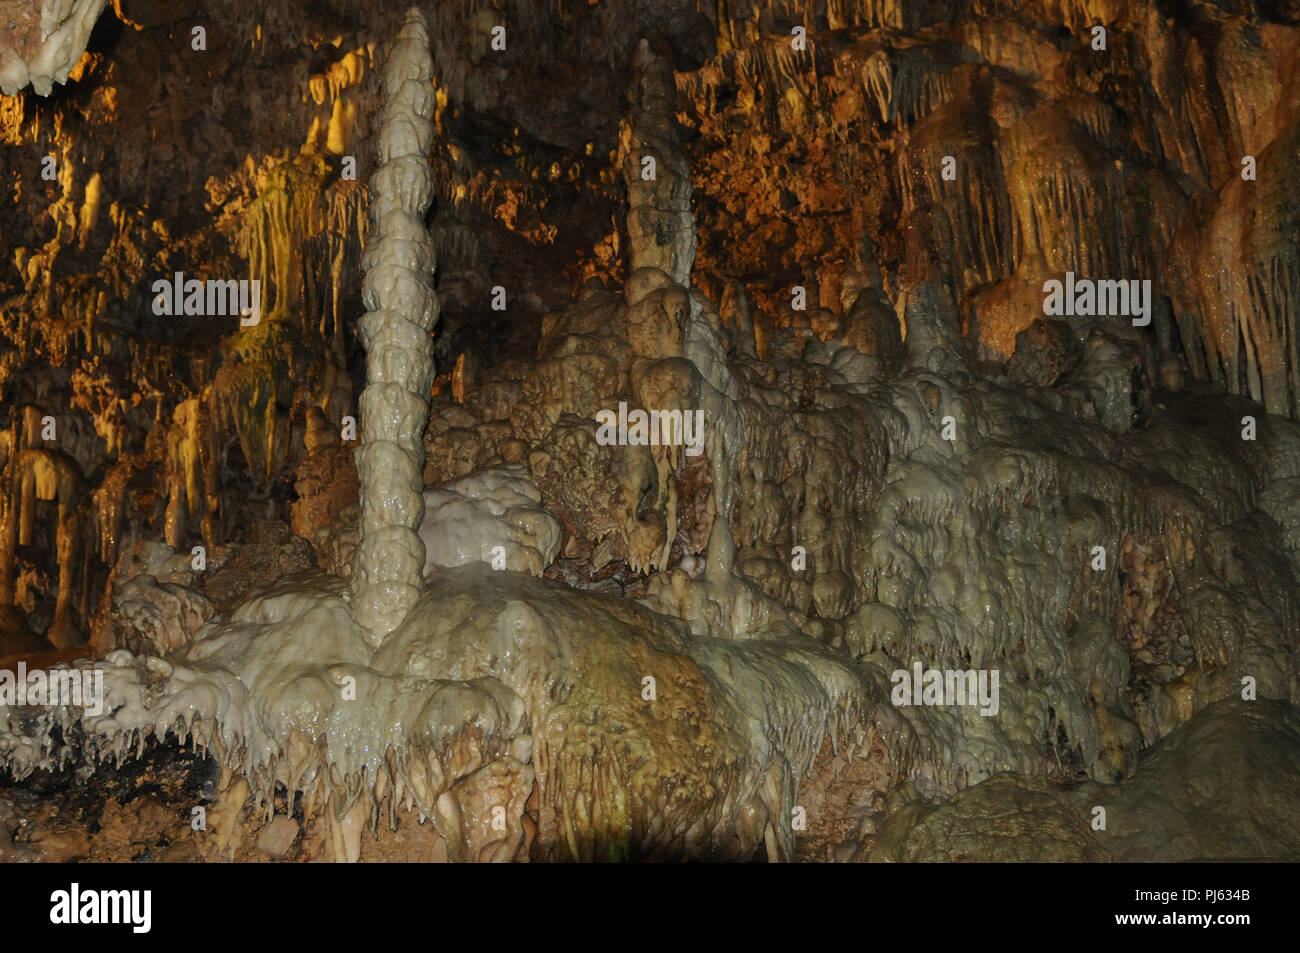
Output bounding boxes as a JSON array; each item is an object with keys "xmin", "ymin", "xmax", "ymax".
[
  {"xmin": 621, "ymin": 40, "xmax": 696, "ymax": 290},
  {"xmin": 351, "ymin": 8, "xmax": 439, "ymax": 643}
]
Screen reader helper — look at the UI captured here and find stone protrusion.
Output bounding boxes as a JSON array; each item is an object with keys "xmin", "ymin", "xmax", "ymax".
[
  {"xmin": 620, "ymin": 39, "xmax": 696, "ymax": 291},
  {"xmin": 351, "ymin": 8, "xmax": 439, "ymax": 644}
]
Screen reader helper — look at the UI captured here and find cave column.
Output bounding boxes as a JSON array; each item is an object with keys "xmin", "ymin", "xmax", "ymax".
[
  {"xmin": 350, "ymin": 8, "xmax": 439, "ymax": 644},
  {"xmin": 621, "ymin": 39, "xmax": 696, "ymax": 289}
]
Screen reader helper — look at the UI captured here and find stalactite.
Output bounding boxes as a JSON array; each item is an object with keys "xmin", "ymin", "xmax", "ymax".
[
  {"xmin": 11, "ymin": 446, "xmax": 84, "ymax": 645},
  {"xmin": 163, "ymin": 398, "xmax": 203, "ymax": 549},
  {"xmin": 240, "ymin": 157, "xmax": 357, "ymax": 323},
  {"xmin": 0, "ymin": 0, "xmax": 109, "ymax": 96},
  {"xmin": 93, "ymin": 461, "xmax": 128, "ymax": 570},
  {"xmin": 0, "ymin": 421, "xmax": 18, "ymax": 608},
  {"xmin": 1168, "ymin": 120, "xmax": 1300, "ymax": 418}
]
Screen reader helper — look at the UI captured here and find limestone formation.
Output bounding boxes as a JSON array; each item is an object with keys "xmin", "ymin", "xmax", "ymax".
[
  {"xmin": 0, "ymin": 0, "xmax": 109, "ymax": 96},
  {"xmin": 351, "ymin": 8, "xmax": 438, "ymax": 643},
  {"xmin": 621, "ymin": 39, "xmax": 696, "ymax": 290},
  {"xmin": 0, "ymin": 0, "xmax": 1297, "ymax": 869}
]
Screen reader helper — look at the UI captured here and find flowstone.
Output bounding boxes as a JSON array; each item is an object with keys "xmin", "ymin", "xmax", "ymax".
[{"xmin": 0, "ymin": 563, "xmax": 907, "ymax": 861}]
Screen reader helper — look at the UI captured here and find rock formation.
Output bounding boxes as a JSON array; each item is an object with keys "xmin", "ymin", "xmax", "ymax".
[
  {"xmin": 351, "ymin": 7, "xmax": 438, "ymax": 643},
  {"xmin": 0, "ymin": 0, "xmax": 110, "ymax": 96},
  {"xmin": 0, "ymin": 0, "xmax": 1298, "ymax": 866}
]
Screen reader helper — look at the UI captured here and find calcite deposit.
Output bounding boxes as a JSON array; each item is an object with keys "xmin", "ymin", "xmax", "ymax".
[
  {"xmin": 0, "ymin": 0, "xmax": 1299, "ymax": 865},
  {"xmin": 0, "ymin": 0, "xmax": 109, "ymax": 96},
  {"xmin": 351, "ymin": 7, "xmax": 438, "ymax": 643}
]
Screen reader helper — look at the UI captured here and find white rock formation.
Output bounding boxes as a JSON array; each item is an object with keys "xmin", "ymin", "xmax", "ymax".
[
  {"xmin": 0, "ymin": 0, "xmax": 109, "ymax": 96},
  {"xmin": 419, "ymin": 465, "xmax": 562, "ymax": 576},
  {"xmin": 351, "ymin": 8, "xmax": 439, "ymax": 644},
  {"xmin": 109, "ymin": 574, "xmax": 213, "ymax": 656}
]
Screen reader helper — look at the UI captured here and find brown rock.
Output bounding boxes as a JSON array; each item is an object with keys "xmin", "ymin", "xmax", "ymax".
[{"xmin": 256, "ymin": 816, "xmax": 300, "ymax": 860}]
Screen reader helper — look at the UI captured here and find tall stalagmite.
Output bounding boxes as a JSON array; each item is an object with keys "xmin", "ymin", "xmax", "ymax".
[
  {"xmin": 351, "ymin": 8, "xmax": 439, "ymax": 643},
  {"xmin": 621, "ymin": 39, "xmax": 696, "ymax": 288}
]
